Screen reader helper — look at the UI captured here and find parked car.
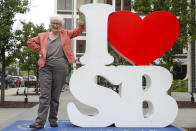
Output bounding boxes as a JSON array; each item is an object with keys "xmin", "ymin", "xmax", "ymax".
[
  {"xmin": 23, "ymin": 76, "xmax": 28, "ymax": 82},
  {"xmin": 7, "ymin": 76, "xmax": 15, "ymax": 88},
  {"xmin": 6, "ymin": 76, "xmax": 24, "ymax": 88},
  {"xmin": 23, "ymin": 75, "xmax": 37, "ymax": 87},
  {"xmin": 23, "ymin": 75, "xmax": 37, "ymax": 81},
  {"xmin": 29, "ymin": 75, "xmax": 37, "ymax": 81},
  {"xmin": 5, "ymin": 75, "xmax": 12, "ymax": 88},
  {"xmin": 18, "ymin": 76, "xmax": 25, "ymax": 87},
  {"xmin": 0, "ymin": 75, "xmax": 12, "ymax": 89},
  {"xmin": 14, "ymin": 76, "xmax": 21, "ymax": 86}
]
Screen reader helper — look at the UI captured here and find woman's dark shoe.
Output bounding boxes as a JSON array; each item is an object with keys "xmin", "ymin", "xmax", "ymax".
[
  {"xmin": 29, "ymin": 122, "xmax": 44, "ymax": 129},
  {"xmin": 50, "ymin": 121, "xmax": 58, "ymax": 127}
]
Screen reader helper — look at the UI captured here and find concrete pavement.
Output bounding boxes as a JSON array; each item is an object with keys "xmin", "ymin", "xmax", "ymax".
[{"xmin": 0, "ymin": 87, "xmax": 196, "ymax": 130}]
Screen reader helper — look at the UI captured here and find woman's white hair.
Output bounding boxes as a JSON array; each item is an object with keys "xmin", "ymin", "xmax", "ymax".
[{"xmin": 50, "ymin": 15, "xmax": 64, "ymax": 26}]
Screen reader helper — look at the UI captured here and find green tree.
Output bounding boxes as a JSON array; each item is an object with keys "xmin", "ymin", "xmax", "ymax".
[
  {"xmin": 0, "ymin": 0, "xmax": 29, "ymax": 102},
  {"xmin": 109, "ymin": 0, "xmax": 195, "ymax": 68},
  {"xmin": 132, "ymin": 0, "xmax": 152, "ymax": 14},
  {"xmin": 7, "ymin": 63, "xmax": 18, "ymax": 76},
  {"xmin": 131, "ymin": 0, "xmax": 196, "ymax": 73},
  {"xmin": 15, "ymin": 22, "xmax": 48, "ymax": 94},
  {"xmin": 131, "ymin": 0, "xmax": 196, "ymax": 95}
]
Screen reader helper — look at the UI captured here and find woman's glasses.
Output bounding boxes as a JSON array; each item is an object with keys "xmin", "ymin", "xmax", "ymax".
[{"xmin": 51, "ymin": 22, "xmax": 61, "ymax": 26}]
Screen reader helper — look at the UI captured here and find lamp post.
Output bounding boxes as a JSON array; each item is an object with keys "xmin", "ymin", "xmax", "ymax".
[
  {"xmin": 188, "ymin": 0, "xmax": 196, "ymax": 103},
  {"xmin": 24, "ymin": 54, "xmax": 30, "ymax": 103}
]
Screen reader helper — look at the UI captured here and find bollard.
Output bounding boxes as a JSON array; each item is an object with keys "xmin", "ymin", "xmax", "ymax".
[
  {"xmin": 191, "ymin": 93, "xmax": 194, "ymax": 103},
  {"xmin": 24, "ymin": 94, "xmax": 28, "ymax": 103}
]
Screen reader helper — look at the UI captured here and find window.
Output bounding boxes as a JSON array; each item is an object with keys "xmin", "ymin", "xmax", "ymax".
[
  {"xmin": 115, "ymin": 0, "xmax": 131, "ymax": 11},
  {"xmin": 75, "ymin": 40, "xmax": 86, "ymax": 64},
  {"xmin": 124, "ymin": 0, "xmax": 131, "ymax": 11},
  {"xmin": 97, "ymin": 0, "xmax": 105, "ymax": 3},
  {"xmin": 116, "ymin": 0, "xmax": 121, "ymax": 11},
  {"xmin": 57, "ymin": 0, "xmax": 73, "ymax": 10},
  {"xmin": 57, "ymin": 0, "xmax": 73, "ymax": 14},
  {"xmin": 90, "ymin": 0, "xmax": 112, "ymax": 4},
  {"xmin": 76, "ymin": 40, "xmax": 86, "ymax": 53},
  {"xmin": 77, "ymin": 0, "xmax": 93, "ymax": 7},
  {"xmin": 63, "ymin": 18, "xmax": 72, "ymax": 30},
  {"xmin": 105, "ymin": 0, "xmax": 112, "ymax": 5}
]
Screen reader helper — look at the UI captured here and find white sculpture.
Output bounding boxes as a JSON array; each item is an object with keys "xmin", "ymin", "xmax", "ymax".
[{"xmin": 67, "ymin": 3, "xmax": 178, "ymax": 127}]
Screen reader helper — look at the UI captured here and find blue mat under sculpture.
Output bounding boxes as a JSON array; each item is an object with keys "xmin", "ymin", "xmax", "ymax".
[{"xmin": 1, "ymin": 120, "xmax": 182, "ymax": 131}]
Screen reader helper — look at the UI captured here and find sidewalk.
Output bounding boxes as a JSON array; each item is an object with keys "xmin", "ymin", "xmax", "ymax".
[{"xmin": 0, "ymin": 87, "xmax": 196, "ymax": 130}]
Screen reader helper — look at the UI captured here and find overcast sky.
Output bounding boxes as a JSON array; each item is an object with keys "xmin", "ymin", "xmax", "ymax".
[{"xmin": 14, "ymin": 0, "xmax": 54, "ymax": 30}]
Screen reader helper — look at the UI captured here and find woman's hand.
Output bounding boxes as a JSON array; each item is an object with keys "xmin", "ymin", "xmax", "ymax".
[{"xmin": 78, "ymin": 8, "xmax": 85, "ymax": 25}]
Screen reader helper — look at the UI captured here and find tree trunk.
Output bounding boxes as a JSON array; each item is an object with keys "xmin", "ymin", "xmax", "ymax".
[{"xmin": 1, "ymin": 48, "xmax": 6, "ymax": 102}]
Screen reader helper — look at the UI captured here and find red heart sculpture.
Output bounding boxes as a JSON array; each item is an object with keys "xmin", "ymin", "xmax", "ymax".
[{"xmin": 108, "ymin": 11, "xmax": 180, "ymax": 65}]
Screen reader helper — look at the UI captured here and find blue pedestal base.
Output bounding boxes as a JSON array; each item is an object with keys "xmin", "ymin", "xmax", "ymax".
[{"xmin": 2, "ymin": 120, "xmax": 182, "ymax": 131}]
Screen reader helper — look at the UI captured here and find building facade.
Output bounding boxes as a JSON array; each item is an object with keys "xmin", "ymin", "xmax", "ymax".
[
  {"xmin": 54, "ymin": 0, "xmax": 131, "ymax": 69},
  {"xmin": 54, "ymin": 0, "xmax": 196, "ymax": 93}
]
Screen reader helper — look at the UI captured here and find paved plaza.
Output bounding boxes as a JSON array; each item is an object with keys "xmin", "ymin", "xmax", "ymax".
[{"xmin": 0, "ymin": 87, "xmax": 196, "ymax": 131}]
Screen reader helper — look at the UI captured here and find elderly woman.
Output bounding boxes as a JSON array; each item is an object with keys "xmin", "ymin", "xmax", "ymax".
[{"xmin": 27, "ymin": 9, "xmax": 84, "ymax": 129}]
